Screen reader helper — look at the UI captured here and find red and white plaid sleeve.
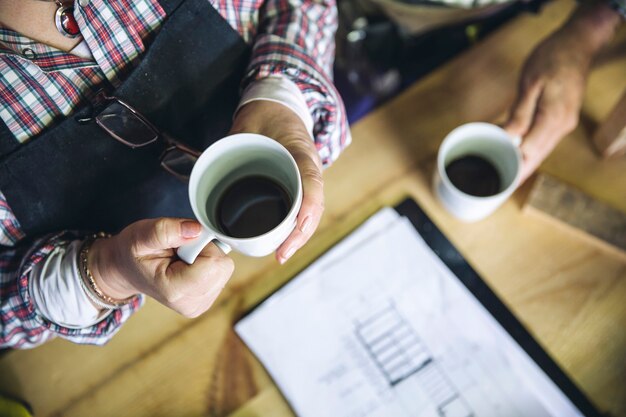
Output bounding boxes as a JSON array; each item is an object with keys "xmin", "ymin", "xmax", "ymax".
[
  {"xmin": 0, "ymin": 192, "xmax": 143, "ymax": 349},
  {"xmin": 242, "ymin": 0, "xmax": 352, "ymax": 167}
]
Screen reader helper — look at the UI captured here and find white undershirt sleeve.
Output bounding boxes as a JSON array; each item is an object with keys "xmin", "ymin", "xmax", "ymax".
[
  {"xmin": 29, "ymin": 240, "xmax": 110, "ymax": 329},
  {"xmin": 236, "ymin": 75, "xmax": 314, "ymax": 136}
]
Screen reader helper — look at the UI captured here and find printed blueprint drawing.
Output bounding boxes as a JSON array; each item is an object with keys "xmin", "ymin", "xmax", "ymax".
[{"xmin": 236, "ymin": 209, "xmax": 584, "ymax": 417}]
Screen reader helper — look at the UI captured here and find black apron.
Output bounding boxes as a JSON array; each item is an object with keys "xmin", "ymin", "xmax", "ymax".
[{"xmin": 0, "ymin": 0, "xmax": 250, "ymax": 235}]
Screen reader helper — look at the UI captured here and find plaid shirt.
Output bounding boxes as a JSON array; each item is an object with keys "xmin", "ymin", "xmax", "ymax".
[{"xmin": 0, "ymin": 0, "xmax": 349, "ymax": 348}]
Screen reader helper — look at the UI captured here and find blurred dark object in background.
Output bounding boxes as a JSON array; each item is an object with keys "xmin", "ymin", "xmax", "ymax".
[{"xmin": 334, "ymin": 0, "xmax": 549, "ymax": 122}]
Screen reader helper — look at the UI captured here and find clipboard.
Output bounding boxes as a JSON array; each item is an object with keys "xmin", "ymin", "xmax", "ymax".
[
  {"xmin": 236, "ymin": 197, "xmax": 604, "ymax": 417},
  {"xmin": 394, "ymin": 198, "xmax": 603, "ymax": 417}
]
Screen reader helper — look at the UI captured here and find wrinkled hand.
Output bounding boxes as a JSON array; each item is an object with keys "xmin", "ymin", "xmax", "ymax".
[
  {"xmin": 231, "ymin": 100, "xmax": 324, "ymax": 264},
  {"xmin": 503, "ymin": 27, "xmax": 590, "ymax": 183},
  {"xmin": 90, "ymin": 218, "xmax": 234, "ymax": 318},
  {"xmin": 503, "ymin": 2, "xmax": 621, "ymax": 183}
]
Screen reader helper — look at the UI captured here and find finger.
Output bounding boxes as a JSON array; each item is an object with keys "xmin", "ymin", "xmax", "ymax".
[
  {"xmin": 276, "ymin": 151, "xmax": 324, "ymax": 264},
  {"xmin": 184, "ymin": 284, "xmax": 225, "ymax": 318},
  {"xmin": 198, "ymin": 241, "xmax": 228, "ymax": 258},
  {"xmin": 158, "ymin": 251, "xmax": 234, "ymax": 303},
  {"xmin": 169, "ymin": 272, "xmax": 228, "ymax": 318},
  {"xmin": 503, "ymin": 81, "xmax": 543, "ymax": 137},
  {"xmin": 130, "ymin": 218, "xmax": 202, "ymax": 253},
  {"xmin": 168, "ymin": 243, "xmax": 229, "ymax": 297},
  {"xmin": 275, "ymin": 174, "xmax": 324, "ymax": 263},
  {"xmin": 518, "ymin": 108, "xmax": 564, "ymax": 183},
  {"xmin": 165, "ymin": 246, "xmax": 234, "ymax": 318}
]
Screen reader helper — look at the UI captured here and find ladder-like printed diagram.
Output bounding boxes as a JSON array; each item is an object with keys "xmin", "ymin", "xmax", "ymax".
[{"xmin": 354, "ymin": 302, "xmax": 474, "ymax": 417}]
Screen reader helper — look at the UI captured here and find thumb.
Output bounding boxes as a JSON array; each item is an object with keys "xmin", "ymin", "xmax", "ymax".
[{"xmin": 134, "ymin": 218, "xmax": 202, "ymax": 251}]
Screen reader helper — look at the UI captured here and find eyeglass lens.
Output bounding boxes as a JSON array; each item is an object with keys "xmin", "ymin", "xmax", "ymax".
[
  {"xmin": 161, "ymin": 147, "xmax": 197, "ymax": 179},
  {"xmin": 97, "ymin": 101, "xmax": 158, "ymax": 147}
]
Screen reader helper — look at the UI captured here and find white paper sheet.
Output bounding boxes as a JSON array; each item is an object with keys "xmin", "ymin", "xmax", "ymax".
[{"xmin": 236, "ymin": 208, "xmax": 585, "ymax": 417}]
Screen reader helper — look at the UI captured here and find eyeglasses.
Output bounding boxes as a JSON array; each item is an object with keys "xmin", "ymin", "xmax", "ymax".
[{"xmin": 78, "ymin": 93, "xmax": 201, "ymax": 181}]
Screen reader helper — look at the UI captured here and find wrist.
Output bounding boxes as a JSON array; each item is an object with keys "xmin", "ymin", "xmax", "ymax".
[
  {"xmin": 232, "ymin": 100, "xmax": 309, "ymax": 139},
  {"xmin": 564, "ymin": 1, "xmax": 621, "ymax": 54},
  {"xmin": 89, "ymin": 236, "xmax": 137, "ymax": 301},
  {"xmin": 238, "ymin": 77, "xmax": 314, "ymax": 135}
]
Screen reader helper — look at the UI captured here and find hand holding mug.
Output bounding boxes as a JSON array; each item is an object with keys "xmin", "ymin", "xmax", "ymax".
[
  {"xmin": 503, "ymin": 26, "xmax": 589, "ymax": 183},
  {"xmin": 229, "ymin": 100, "xmax": 324, "ymax": 264},
  {"xmin": 90, "ymin": 218, "xmax": 234, "ymax": 318},
  {"xmin": 503, "ymin": 1, "xmax": 621, "ymax": 183}
]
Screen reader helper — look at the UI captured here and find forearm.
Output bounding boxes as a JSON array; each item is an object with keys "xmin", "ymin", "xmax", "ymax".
[
  {"xmin": 0, "ymin": 231, "xmax": 142, "ymax": 349},
  {"xmin": 244, "ymin": 0, "xmax": 351, "ymax": 166}
]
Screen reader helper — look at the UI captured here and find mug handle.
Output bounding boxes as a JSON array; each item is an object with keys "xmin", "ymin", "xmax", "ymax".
[
  {"xmin": 510, "ymin": 135, "xmax": 522, "ymax": 147},
  {"xmin": 177, "ymin": 228, "xmax": 232, "ymax": 264}
]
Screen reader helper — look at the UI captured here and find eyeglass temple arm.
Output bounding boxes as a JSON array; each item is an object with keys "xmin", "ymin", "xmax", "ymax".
[{"xmin": 161, "ymin": 132, "xmax": 202, "ymax": 157}]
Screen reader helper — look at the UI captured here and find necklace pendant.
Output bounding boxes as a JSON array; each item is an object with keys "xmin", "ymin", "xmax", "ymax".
[{"xmin": 55, "ymin": 5, "xmax": 80, "ymax": 39}]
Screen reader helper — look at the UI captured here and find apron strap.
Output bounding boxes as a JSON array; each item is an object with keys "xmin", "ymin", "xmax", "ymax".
[
  {"xmin": 0, "ymin": 120, "xmax": 16, "ymax": 156},
  {"xmin": 114, "ymin": 0, "xmax": 248, "ymax": 147},
  {"xmin": 159, "ymin": 0, "xmax": 187, "ymax": 17}
]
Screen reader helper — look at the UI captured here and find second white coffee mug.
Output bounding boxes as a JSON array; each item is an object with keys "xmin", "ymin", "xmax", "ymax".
[
  {"xmin": 433, "ymin": 122, "xmax": 522, "ymax": 222},
  {"xmin": 177, "ymin": 133, "xmax": 302, "ymax": 264}
]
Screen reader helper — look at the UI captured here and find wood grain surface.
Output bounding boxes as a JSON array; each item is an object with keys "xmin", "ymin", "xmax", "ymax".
[
  {"xmin": 592, "ymin": 91, "xmax": 626, "ymax": 158},
  {"xmin": 525, "ymin": 174, "xmax": 626, "ymax": 261},
  {"xmin": 0, "ymin": 1, "xmax": 624, "ymax": 416}
]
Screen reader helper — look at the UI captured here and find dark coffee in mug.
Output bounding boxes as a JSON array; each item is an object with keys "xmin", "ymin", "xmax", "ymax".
[
  {"xmin": 445, "ymin": 154, "xmax": 501, "ymax": 197},
  {"xmin": 212, "ymin": 176, "xmax": 292, "ymax": 238}
]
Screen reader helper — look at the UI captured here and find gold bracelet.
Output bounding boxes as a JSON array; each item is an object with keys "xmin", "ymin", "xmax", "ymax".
[{"xmin": 77, "ymin": 233, "xmax": 133, "ymax": 309}]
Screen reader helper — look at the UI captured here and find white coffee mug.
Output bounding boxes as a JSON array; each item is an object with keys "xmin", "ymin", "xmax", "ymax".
[
  {"xmin": 177, "ymin": 133, "xmax": 302, "ymax": 264},
  {"xmin": 433, "ymin": 122, "xmax": 522, "ymax": 222}
]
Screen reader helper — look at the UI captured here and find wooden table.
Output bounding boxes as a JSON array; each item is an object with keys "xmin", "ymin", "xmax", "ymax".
[{"xmin": 1, "ymin": 1, "xmax": 625, "ymax": 416}]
